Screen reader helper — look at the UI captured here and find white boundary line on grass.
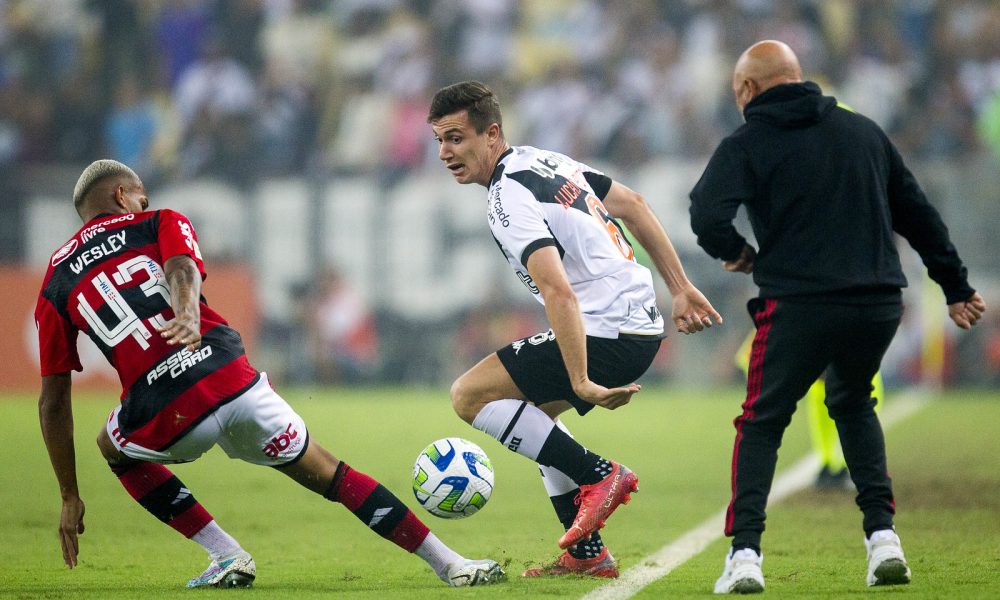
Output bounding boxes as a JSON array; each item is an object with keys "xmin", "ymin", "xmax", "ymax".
[{"xmin": 581, "ymin": 389, "xmax": 932, "ymax": 600}]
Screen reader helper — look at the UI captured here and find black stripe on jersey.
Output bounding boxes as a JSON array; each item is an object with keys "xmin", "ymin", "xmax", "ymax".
[
  {"xmin": 521, "ymin": 238, "xmax": 557, "ymax": 267},
  {"xmin": 506, "ymin": 170, "xmax": 590, "ymax": 214},
  {"xmin": 117, "ymin": 324, "xmax": 248, "ymax": 438},
  {"xmin": 42, "ymin": 212, "xmax": 162, "ymax": 325},
  {"xmin": 488, "ymin": 148, "xmax": 514, "ymax": 187}
]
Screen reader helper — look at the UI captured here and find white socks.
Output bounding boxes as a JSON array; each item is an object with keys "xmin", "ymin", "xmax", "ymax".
[
  {"xmin": 191, "ymin": 520, "xmax": 243, "ymax": 561},
  {"xmin": 472, "ymin": 399, "xmax": 555, "ymax": 460},
  {"xmin": 415, "ymin": 532, "xmax": 463, "ymax": 580}
]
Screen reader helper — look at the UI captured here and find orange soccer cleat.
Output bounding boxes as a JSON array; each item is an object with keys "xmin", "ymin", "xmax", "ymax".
[
  {"xmin": 522, "ymin": 547, "xmax": 619, "ymax": 578},
  {"xmin": 558, "ymin": 462, "xmax": 639, "ymax": 550}
]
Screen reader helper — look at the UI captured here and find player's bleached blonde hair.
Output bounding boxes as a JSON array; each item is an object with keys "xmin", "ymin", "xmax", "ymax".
[{"xmin": 72, "ymin": 159, "xmax": 140, "ymax": 213}]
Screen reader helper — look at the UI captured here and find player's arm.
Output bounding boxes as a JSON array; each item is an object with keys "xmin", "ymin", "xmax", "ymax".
[
  {"xmin": 526, "ymin": 246, "xmax": 639, "ymax": 410},
  {"xmin": 602, "ymin": 181, "xmax": 722, "ymax": 333},
  {"xmin": 157, "ymin": 254, "xmax": 202, "ymax": 351},
  {"xmin": 38, "ymin": 372, "xmax": 85, "ymax": 568}
]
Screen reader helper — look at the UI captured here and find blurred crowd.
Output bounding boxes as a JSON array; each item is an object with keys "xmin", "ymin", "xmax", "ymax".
[
  {"xmin": 3, "ymin": 0, "xmax": 1000, "ymax": 386},
  {"xmin": 2, "ymin": 0, "xmax": 1000, "ymax": 194}
]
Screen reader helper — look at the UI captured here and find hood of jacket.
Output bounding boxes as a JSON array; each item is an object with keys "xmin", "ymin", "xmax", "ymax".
[{"xmin": 743, "ymin": 81, "xmax": 837, "ymax": 129}]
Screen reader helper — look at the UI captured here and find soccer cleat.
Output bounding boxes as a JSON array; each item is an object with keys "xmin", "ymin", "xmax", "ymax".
[
  {"xmin": 522, "ymin": 546, "xmax": 619, "ymax": 578},
  {"xmin": 558, "ymin": 462, "xmax": 638, "ymax": 550},
  {"xmin": 186, "ymin": 550, "xmax": 256, "ymax": 588},
  {"xmin": 444, "ymin": 559, "xmax": 507, "ymax": 587},
  {"xmin": 865, "ymin": 529, "xmax": 911, "ymax": 586},
  {"xmin": 713, "ymin": 547, "xmax": 764, "ymax": 594}
]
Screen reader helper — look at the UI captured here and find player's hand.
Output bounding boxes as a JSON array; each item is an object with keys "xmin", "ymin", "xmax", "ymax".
[
  {"xmin": 156, "ymin": 313, "xmax": 202, "ymax": 352},
  {"xmin": 59, "ymin": 495, "xmax": 85, "ymax": 568},
  {"xmin": 671, "ymin": 285, "xmax": 724, "ymax": 334},
  {"xmin": 948, "ymin": 292, "xmax": 986, "ymax": 330},
  {"xmin": 723, "ymin": 244, "xmax": 756, "ymax": 274},
  {"xmin": 573, "ymin": 379, "xmax": 641, "ymax": 410}
]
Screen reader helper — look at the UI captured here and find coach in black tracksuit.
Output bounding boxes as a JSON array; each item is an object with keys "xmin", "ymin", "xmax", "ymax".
[{"xmin": 689, "ymin": 41, "xmax": 985, "ymax": 571}]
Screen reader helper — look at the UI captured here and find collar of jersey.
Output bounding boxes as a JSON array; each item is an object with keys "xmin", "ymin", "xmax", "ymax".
[{"xmin": 488, "ymin": 147, "xmax": 514, "ymax": 188}]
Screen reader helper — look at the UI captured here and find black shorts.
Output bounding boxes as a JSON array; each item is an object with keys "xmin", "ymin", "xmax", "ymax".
[{"xmin": 496, "ymin": 329, "xmax": 663, "ymax": 416}]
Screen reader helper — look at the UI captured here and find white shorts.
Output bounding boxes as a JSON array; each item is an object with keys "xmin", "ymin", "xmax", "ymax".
[{"xmin": 107, "ymin": 373, "xmax": 308, "ymax": 466}]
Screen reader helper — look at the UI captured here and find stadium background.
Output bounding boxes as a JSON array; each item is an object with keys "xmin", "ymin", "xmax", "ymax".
[{"xmin": 1, "ymin": 0, "xmax": 999, "ymax": 392}]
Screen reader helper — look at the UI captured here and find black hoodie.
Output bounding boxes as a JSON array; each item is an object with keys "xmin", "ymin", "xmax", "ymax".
[{"xmin": 689, "ymin": 81, "xmax": 974, "ymax": 304}]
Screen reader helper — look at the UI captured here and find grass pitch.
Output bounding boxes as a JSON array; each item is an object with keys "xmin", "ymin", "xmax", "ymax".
[{"xmin": 1, "ymin": 386, "xmax": 998, "ymax": 599}]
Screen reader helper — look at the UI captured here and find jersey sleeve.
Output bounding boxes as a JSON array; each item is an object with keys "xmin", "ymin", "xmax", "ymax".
[
  {"xmin": 157, "ymin": 209, "xmax": 207, "ymax": 279},
  {"xmin": 493, "ymin": 177, "xmax": 557, "ymax": 267},
  {"xmin": 582, "ymin": 171, "xmax": 612, "ymax": 200},
  {"xmin": 35, "ymin": 294, "xmax": 82, "ymax": 376}
]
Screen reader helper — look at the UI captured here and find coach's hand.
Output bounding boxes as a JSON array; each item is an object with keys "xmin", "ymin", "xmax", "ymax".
[
  {"xmin": 723, "ymin": 243, "xmax": 756, "ymax": 274},
  {"xmin": 59, "ymin": 495, "xmax": 85, "ymax": 568},
  {"xmin": 948, "ymin": 292, "xmax": 986, "ymax": 330},
  {"xmin": 574, "ymin": 380, "xmax": 641, "ymax": 410}
]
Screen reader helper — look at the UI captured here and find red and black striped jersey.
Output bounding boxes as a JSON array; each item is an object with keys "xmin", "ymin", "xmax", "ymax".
[{"xmin": 35, "ymin": 209, "xmax": 259, "ymax": 451}]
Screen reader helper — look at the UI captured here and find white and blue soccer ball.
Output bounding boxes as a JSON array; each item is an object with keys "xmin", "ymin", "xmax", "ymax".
[{"xmin": 412, "ymin": 437, "xmax": 494, "ymax": 519}]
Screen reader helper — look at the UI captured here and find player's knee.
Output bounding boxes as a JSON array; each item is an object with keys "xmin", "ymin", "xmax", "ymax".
[{"xmin": 450, "ymin": 377, "xmax": 481, "ymax": 424}]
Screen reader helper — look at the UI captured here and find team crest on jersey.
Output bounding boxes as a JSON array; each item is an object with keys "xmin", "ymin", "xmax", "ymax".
[{"xmin": 51, "ymin": 239, "xmax": 79, "ymax": 266}]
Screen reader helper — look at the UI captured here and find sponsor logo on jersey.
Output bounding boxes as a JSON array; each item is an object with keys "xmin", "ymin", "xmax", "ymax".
[
  {"xmin": 177, "ymin": 219, "xmax": 203, "ymax": 259},
  {"xmin": 80, "ymin": 213, "xmax": 136, "ymax": 243},
  {"xmin": 507, "ymin": 436, "xmax": 523, "ymax": 452},
  {"xmin": 644, "ymin": 305, "xmax": 661, "ymax": 322},
  {"xmin": 489, "ymin": 193, "xmax": 511, "ymax": 227},
  {"xmin": 146, "ymin": 344, "xmax": 214, "ymax": 384},
  {"xmin": 262, "ymin": 423, "xmax": 300, "ymax": 458},
  {"xmin": 51, "ymin": 239, "xmax": 79, "ymax": 267},
  {"xmin": 68, "ymin": 231, "xmax": 128, "ymax": 275},
  {"xmin": 516, "ymin": 271, "xmax": 539, "ymax": 294}
]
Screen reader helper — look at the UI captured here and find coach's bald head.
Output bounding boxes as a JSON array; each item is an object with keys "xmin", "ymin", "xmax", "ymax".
[{"xmin": 732, "ymin": 40, "xmax": 803, "ymax": 113}]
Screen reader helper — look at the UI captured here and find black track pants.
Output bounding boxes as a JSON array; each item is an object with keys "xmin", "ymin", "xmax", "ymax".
[{"xmin": 726, "ymin": 298, "xmax": 903, "ymax": 550}]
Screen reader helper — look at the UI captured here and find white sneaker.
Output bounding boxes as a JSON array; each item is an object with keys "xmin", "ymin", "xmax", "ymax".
[
  {"xmin": 443, "ymin": 559, "xmax": 507, "ymax": 587},
  {"xmin": 186, "ymin": 550, "xmax": 256, "ymax": 588},
  {"xmin": 865, "ymin": 529, "xmax": 911, "ymax": 586},
  {"xmin": 714, "ymin": 547, "xmax": 764, "ymax": 594}
]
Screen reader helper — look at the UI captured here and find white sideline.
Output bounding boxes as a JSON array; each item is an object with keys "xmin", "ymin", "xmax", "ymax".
[{"xmin": 581, "ymin": 389, "xmax": 931, "ymax": 600}]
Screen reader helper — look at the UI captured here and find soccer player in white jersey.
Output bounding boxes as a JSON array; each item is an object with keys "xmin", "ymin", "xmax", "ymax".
[{"xmin": 428, "ymin": 81, "xmax": 723, "ymax": 577}]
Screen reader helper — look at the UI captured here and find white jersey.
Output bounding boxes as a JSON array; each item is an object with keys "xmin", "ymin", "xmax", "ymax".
[{"xmin": 487, "ymin": 146, "xmax": 664, "ymax": 339}]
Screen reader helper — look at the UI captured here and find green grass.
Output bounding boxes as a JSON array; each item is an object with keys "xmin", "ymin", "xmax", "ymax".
[{"xmin": 1, "ymin": 387, "xmax": 998, "ymax": 598}]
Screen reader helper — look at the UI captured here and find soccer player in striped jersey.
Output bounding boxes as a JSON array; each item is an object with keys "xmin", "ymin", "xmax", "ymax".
[
  {"xmin": 36, "ymin": 160, "xmax": 505, "ymax": 589},
  {"xmin": 428, "ymin": 81, "xmax": 722, "ymax": 577}
]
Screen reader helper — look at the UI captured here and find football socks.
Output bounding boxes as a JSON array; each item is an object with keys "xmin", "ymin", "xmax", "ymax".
[
  {"xmin": 472, "ymin": 399, "xmax": 552, "ymax": 460},
  {"xmin": 325, "ymin": 462, "xmax": 430, "ymax": 552},
  {"xmin": 191, "ymin": 520, "xmax": 243, "ymax": 561},
  {"xmin": 414, "ymin": 532, "xmax": 463, "ymax": 580},
  {"xmin": 473, "ymin": 400, "xmax": 609, "ymax": 485},
  {"xmin": 112, "ymin": 462, "xmax": 213, "ymax": 539}
]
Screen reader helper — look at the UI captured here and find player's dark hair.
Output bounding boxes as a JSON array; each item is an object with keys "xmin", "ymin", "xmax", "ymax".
[{"xmin": 427, "ymin": 81, "xmax": 503, "ymax": 135}]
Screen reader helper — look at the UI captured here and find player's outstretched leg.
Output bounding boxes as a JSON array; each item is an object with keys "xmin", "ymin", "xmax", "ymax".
[
  {"xmin": 109, "ymin": 461, "xmax": 256, "ymax": 588},
  {"xmin": 323, "ymin": 461, "xmax": 506, "ymax": 586},
  {"xmin": 278, "ymin": 440, "xmax": 505, "ymax": 587},
  {"xmin": 469, "ymin": 399, "xmax": 638, "ymax": 549}
]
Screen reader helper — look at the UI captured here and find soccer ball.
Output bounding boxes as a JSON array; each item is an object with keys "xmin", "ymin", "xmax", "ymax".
[{"xmin": 412, "ymin": 437, "xmax": 494, "ymax": 519}]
